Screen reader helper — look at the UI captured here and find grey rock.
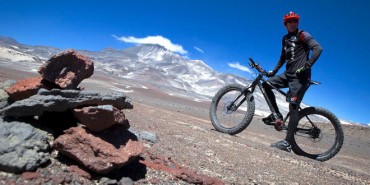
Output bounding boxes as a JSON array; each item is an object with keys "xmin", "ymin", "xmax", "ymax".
[
  {"xmin": 98, "ymin": 177, "xmax": 118, "ymax": 185},
  {"xmin": 0, "ymin": 80, "xmax": 16, "ymax": 89},
  {"xmin": 0, "ymin": 117, "xmax": 51, "ymax": 173},
  {"xmin": 0, "ymin": 80, "xmax": 16, "ymax": 109},
  {"xmin": 129, "ymin": 128, "xmax": 158, "ymax": 143},
  {"xmin": 118, "ymin": 177, "xmax": 134, "ymax": 185},
  {"xmin": 0, "ymin": 88, "xmax": 133, "ymax": 117},
  {"xmin": 0, "ymin": 89, "xmax": 9, "ymax": 109}
]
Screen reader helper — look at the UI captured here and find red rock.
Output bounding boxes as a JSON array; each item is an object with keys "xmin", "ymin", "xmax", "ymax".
[
  {"xmin": 73, "ymin": 105, "xmax": 129, "ymax": 132},
  {"xmin": 140, "ymin": 152, "xmax": 224, "ymax": 185},
  {"xmin": 20, "ymin": 171, "xmax": 41, "ymax": 181},
  {"xmin": 38, "ymin": 49, "xmax": 94, "ymax": 89},
  {"xmin": 53, "ymin": 126, "xmax": 143, "ymax": 174},
  {"xmin": 5, "ymin": 77, "xmax": 44, "ymax": 101},
  {"xmin": 68, "ymin": 165, "xmax": 91, "ymax": 180}
]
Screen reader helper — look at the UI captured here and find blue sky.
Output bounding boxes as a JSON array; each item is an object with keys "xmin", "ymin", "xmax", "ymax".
[{"xmin": 1, "ymin": 0, "xmax": 369, "ymax": 125}]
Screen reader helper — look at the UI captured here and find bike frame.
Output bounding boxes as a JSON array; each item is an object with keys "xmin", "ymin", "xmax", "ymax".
[{"xmin": 230, "ymin": 58, "xmax": 317, "ymax": 126}]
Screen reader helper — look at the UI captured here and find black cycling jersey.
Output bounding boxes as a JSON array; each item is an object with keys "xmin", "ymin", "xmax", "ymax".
[{"xmin": 272, "ymin": 30, "xmax": 323, "ymax": 74}]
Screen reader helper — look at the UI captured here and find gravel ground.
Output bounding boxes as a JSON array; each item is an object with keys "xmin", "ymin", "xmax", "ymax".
[
  {"xmin": 124, "ymin": 100, "xmax": 370, "ymax": 184},
  {"xmin": 1, "ymin": 66, "xmax": 370, "ymax": 184}
]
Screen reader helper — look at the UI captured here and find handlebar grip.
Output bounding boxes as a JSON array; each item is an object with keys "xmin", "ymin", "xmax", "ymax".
[
  {"xmin": 249, "ymin": 58, "xmax": 265, "ymax": 73},
  {"xmin": 249, "ymin": 58, "xmax": 256, "ymax": 65}
]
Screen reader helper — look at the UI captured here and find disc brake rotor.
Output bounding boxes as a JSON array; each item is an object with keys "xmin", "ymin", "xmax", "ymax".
[
  {"xmin": 223, "ymin": 102, "xmax": 235, "ymax": 114},
  {"xmin": 309, "ymin": 127, "xmax": 322, "ymax": 142}
]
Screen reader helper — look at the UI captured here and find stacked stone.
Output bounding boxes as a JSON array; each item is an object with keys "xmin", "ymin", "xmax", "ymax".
[{"xmin": 0, "ymin": 49, "xmax": 142, "ymax": 174}]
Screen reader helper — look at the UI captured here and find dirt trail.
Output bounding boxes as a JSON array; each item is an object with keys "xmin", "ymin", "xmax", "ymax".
[{"xmin": 125, "ymin": 101, "xmax": 370, "ymax": 184}]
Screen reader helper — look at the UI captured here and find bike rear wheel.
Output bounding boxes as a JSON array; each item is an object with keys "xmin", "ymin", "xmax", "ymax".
[
  {"xmin": 291, "ymin": 107, "xmax": 344, "ymax": 161},
  {"xmin": 209, "ymin": 84, "xmax": 255, "ymax": 135}
]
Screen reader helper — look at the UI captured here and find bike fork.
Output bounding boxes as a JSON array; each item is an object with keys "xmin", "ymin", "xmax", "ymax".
[{"xmin": 227, "ymin": 90, "xmax": 248, "ymax": 111}]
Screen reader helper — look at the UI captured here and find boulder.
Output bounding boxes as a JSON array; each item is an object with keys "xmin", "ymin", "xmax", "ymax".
[
  {"xmin": 53, "ymin": 126, "xmax": 143, "ymax": 174},
  {"xmin": 0, "ymin": 80, "xmax": 16, "ymax": 89},
  {"xmin": 1, "ymin": 88, "xmax": 133, "ymax": 117},
  {"xmin": 129, "ymin": 129, "xmax": 158, "ymax": 143},
  {"xmin": 0, "ymin": 89, "xmax": 8, "ymax": 109},
  {"xmin": 73, "ymin": 105, "xmax": 129, "ymax": 132},
  {"xmin": 4, "ymin": 77, "xmax": 44, "ymax": 101},
  {"xmin": 38, "ymin": 49, "xmax": 94, "ymax": 89},
  {"xmin": 0, "ymin": 80, "xmax": 16, "ymax": 109},
  {"xmin": 0, "ymin": 117, "xmax": 51, "ymax": 173}
]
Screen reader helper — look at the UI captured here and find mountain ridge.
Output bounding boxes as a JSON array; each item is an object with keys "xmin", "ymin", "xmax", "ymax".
[{"xmin": 0, "ymin": 35, "xmax": 364, "ymax": 126}]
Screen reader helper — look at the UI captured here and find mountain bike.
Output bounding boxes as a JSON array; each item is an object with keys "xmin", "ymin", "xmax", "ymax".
[{"xmin": 209, "ymin": 58, "xmax": 344, "ymax": 161}]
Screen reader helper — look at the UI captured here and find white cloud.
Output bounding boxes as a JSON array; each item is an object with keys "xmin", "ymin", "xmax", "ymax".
[
  {"xmin": 228, "ymin": 62, "xmax": 253, "ymax": 74},
  {"xmin": 194, "ymin": 46, "xmax": 204, "ymax": 53},
  {"xmin": 113, "ymin": 35, "xmax": 187, "ymax": 54}
]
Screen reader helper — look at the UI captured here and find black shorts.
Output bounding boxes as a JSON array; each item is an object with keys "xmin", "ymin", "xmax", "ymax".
[{"xmin": 267, "ymin": 72, "xmax": 310, "ymax": 104}]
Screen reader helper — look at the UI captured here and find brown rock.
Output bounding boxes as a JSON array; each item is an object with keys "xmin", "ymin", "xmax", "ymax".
[
  {"xmin": 68, "ymin": 165, "xmax": 91, "ymax": 180},
  {"xmin": 73, "ymin": 105, "xmax": 129, "ymax": 132},
  {"xmin": 20, "ymin": 172, "xmax": 41, "ymax": 181},
  {"xmin": 38, "ymin": 49, "xmax": 94, "ymax": 89},
  {"xmin": 140, "ymin": 151, "xmax": 224, "ymax": 185},
  {"xmin": 53, "ymin": 126, "xmax": 143, "ymax": 174},
  {"xmin": 4, "ymin": 76, "xmax": 44, "ymax": 101}
]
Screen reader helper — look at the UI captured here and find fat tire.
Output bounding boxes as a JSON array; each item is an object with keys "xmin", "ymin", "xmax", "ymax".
[
  {"xmin": 291, "ymin": 107, "xmax": 344, "ymax": 161},
  {"xmin": 209, "ymin": 84, "xmax": 255, "ymax": 135}
]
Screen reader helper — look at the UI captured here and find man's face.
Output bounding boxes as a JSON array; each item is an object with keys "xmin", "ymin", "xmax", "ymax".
[{"xmin": 286, "ymin": 19, "xmax": 298, "ymax": 33}]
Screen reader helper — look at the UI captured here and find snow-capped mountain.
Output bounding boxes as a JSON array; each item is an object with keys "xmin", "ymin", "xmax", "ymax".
[
  {"xmin": 0, "ymin": 35, "xmax": 295, "ymax": 118},
  {"xmin": 0, "ymin": 36, "xmax": 61, "ymax": 61},
  {"xmin": 77, "ymin": 44, "xmax": 256, "ymax": 101}
]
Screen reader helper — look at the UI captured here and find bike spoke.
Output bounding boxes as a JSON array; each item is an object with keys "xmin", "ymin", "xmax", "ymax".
[{"xmin": 294, "ymin": 113, "xmax": 337, "ymax": 156}]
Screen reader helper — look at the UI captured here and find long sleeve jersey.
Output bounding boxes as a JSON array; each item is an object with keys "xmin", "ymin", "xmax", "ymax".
[{"xmin": 272, "ymin": 30, "xmax": 323, "ymax": 74}]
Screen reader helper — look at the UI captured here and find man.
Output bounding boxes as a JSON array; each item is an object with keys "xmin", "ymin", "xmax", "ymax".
[{"xmin": 262, "ymin": 11, "xmax": 323, "ymax": 152}]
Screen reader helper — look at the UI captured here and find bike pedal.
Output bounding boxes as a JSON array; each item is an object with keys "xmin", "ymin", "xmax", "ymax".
[{"xmin": 274, "ymin": 120, "xmax": 285, "ymax": 131}]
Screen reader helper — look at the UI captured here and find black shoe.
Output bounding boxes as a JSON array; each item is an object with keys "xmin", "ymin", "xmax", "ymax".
[
  {"xmin": 262, "ymin": 113, "xmax": 283, "ymax": 125},
  {"xmin": 270, "ymin": 140, "xmax": 291, "ymax": 152}
]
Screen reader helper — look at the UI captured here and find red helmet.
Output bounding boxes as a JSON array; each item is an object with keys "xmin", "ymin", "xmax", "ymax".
[{"xmin": 283, "ymin": 11, "xmax": 300, "ymax": 25}]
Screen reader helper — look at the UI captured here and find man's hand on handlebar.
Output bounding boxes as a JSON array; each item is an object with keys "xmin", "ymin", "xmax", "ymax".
[
  {"xmin": 266, "ymin": 70, "xmax": 275, "ymax": 77},
  {"xmin": 249, "ymin": 58, "xmax": 275, "ymax": 78}
]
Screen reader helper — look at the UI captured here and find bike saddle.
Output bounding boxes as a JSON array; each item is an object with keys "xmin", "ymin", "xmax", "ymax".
[{"xmin": 310, "ymin": 80, "xmax": 321, "ymax": 85}]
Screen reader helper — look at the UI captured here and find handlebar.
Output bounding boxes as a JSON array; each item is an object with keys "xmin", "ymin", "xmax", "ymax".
[{"xmin": 249, "ymin": 58, "xmax": 266, "ymax": 75}]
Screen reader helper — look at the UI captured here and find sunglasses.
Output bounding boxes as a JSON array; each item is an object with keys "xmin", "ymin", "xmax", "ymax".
[{"xmin": 286, "ymin": 19, "xmax": 298, "ymax": 24}]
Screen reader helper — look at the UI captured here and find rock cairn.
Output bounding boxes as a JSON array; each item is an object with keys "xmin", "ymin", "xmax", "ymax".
[{"xmin": 0, "ymin": 49, "xmax": 141, "ymax": 175}]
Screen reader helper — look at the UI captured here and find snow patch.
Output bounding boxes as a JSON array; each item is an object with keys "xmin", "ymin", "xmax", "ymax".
[
  {"xmin": 340, "ymin": 120, "xmax": 353, "ymax": 125},
  {"xmin": 122, "ymin": 72, "xmax": 135, "ymax": 79},
  {"xmin": 110, "ymin": 87, "xmax": 133, "ymax": 93},
  {"xmin": 0, "ymin": 47, "xmax": 36, "ymax": 62}
]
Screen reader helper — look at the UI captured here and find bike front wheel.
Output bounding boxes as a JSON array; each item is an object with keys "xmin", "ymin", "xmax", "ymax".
[
  {"xmin": 291, "ymin": 107, "xmax": 344, "ymax": 161},
  {"xmin": 209, "ymin": 84, "xmax": 255, "ymax": 135}
]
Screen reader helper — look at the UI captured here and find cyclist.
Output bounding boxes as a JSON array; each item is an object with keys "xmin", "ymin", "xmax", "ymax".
[{"xmin": 262, "ymin": 11, "xmax": 323, "ymax": 152}]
